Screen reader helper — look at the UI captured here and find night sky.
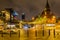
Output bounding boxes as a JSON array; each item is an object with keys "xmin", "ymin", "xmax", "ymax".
[{"xmin": 0, "ymin": 0, "xmax": 60, "ymax": 20}]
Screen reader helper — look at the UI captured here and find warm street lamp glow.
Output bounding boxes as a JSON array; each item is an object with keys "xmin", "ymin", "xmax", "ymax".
[
  {"xmin": 52, "ymin": 16, "xmax": 56, "ymax": 19},
  {"xmin": 44, "ymin": 16, "xmax": 47, "ymax": 18},
  {"xmin": 32, "ymin": 17, "xmax": 35, "ymax": 20},
  {"xmin": 1, "ymin": 10, "xmax": 6, "ymax": 13},
  {"xmin": 45, "ymin": 11, "xmax": 47, "ymax": 15}
]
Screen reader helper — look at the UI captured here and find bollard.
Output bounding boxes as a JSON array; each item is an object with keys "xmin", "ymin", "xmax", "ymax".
[
  {"xmin": 27, "ymin": 30, "xmax": 29, "ymax": 37},
  {"xmin": 19, "ymin": 30, "xmax": 20, "ymax": 37},
  {"xmin": 42, "ymin": 30, "xmax": 44, "ymax": 36},
  {"xmin": 10, "ymin": 31, "xmax": 11, "ymax": 37},
  {"xmin": 48, "ymin": 30, "xmax": 50, "ymax": 36},
  {"xmin": 54, "ymin": 29, "xmax": 55, "ymax": 38},
  {"xmin": 1, "ymin": 31, "xmax": 3, "ymax": 37},
  {"xmin": 35, "ymin": 30, "xmax": 37, "ymax": 37}
]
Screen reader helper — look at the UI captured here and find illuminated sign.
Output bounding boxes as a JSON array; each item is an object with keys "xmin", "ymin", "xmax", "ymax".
[
  {"xmin": 7, "ymin": 25, "xmax": 15, "ymax": 28},
  {"xmin": 46, "ymin": 24, "xmax": 55, "ymax": 26}
]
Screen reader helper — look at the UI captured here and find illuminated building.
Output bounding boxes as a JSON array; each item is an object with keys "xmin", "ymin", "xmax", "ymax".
[
  {"xmin": 19, "ymin": 0, "xmax": 57, "ymax": 29},
  {"xmin": 41, "ymin": 0, "xmax": 51, "ymax": 18},
  {"xmin": 19, "ymin": 0, "xmax": 57, "ymax": 30},
  {"xmin": 2, "ymin": 8, "xmax": 19, "ymax": 23},
  {"xmin": 57, "ymin": 17, "xmax": 60, "ymax": 24},
  {"xmin": 32, "ymin": 0, "xmax": 56, "ymax": 25},
  {"xmin": 0, "ymin": 8, "xmax": 19, "ymax": 29},
  {"xmin": 41, "ymin": 0, "xmax": 56, "ymax": 24},
  {"xmin": 0, "ymin": 0, "xmax": 59, "ymax": 31}
]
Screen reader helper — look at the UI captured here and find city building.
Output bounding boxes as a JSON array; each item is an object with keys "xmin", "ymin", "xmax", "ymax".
[
  {"xmin": 19, "ymin": 0, "xmax": 57, "ymax": 30},
  {"xmin": 0, "ymin": 8, "xmax": 20, "ymax": 30}
]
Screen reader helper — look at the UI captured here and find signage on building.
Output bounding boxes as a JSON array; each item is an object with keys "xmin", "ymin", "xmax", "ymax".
[
  {"xmin": 45, "ymin": 24, "xmax": 55, "ymax": 27},
  {"xmin": 7, "ymin": 24, "xmax": 15, "ymax": 28}
]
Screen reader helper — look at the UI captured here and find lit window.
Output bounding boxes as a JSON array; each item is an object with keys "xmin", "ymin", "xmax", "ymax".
[
  {"xmin": 52, "ymin": 16, "xmax": 56, "ymax": 18},
  {"xmin": 32, "ymin": 17, "xmax": 35, "ymax": 20}
]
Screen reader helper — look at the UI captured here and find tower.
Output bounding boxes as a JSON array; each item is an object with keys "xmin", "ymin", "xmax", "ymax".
[
  {"xmin": 45, "ymin": 0, "xmax": 50, "ymax": 11},
  {"xmin": 41, "ymin": 0, "xmax": 51, "ymax": 18},
  {"xmin": 21, "ymin": 13, "xmax": 25, "ymax": 21}
]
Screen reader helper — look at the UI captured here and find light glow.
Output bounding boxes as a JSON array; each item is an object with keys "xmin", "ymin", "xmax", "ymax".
[{"xmin": 46, "ymin": 24, "xmax": 55, "ymax": 26}]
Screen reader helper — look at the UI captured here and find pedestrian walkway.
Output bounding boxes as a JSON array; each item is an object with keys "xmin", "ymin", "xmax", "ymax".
[{"xmin": 0, "ymin": 29, "xmax": 60, "ymax": 40}]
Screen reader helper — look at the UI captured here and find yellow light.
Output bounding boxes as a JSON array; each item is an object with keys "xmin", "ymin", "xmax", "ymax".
[
  {"xmin": 1, "ymin": 11, "xmax": 6, "ymax": 13},
  {"xmin": 52, "ymin": 16, "xmax": 56, "ymax": 19},
  {"xmin": 58, "ymin": 21, "xmax": 60, "ymax": 24},
  {"xmin": 32, "ymin": 17, "xmax": 35, "ymax": 20},
  {"xmin": 44, "ymin": 16, "xmax": 47, "ymax": 18},
  {"xmin": 45, "ymin": 12, "xmax": 47, "ymax": 15},
  {"xmin": 44, "ymin": 8, "xmax": 47, "ymax": 11}
]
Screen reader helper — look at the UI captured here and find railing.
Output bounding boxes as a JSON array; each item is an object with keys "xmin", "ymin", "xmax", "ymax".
[{"xmin": 0, "ymin": 29, "xmax": 59, "ymax": 38}]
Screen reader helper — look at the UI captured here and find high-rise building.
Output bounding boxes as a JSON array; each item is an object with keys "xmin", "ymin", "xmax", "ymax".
[{"xmin": 21, "ymin": 13, "xmax": 25, "ymax": 21}]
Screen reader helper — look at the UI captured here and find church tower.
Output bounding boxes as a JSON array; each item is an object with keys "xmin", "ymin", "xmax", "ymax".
[
  {"xmin": 32, "ymin": 0, "xmax": 56, "ymax": 24},
  {"xmin": 41, "ymin": 0, "xmax": 51, "ymax": 18},
  {"xmin": 41, "ymin": 0, "xmax": 56, "ymax": 23},
  {"xmin": 45, "ymin": 0, "xmax": 50, "ymax": 11}
]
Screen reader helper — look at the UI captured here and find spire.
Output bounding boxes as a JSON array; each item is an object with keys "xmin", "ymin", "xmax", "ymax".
[
  {"xmin": 46, "ymin": 0, "xmax": 50, "ymax": 8},
  {"xmin": 45, "ymin": 0, "xmax": 50, "ymax": 11},
  {"xmin": 41, "ymin": 0, "xmax": 51, "ymax": 17}
]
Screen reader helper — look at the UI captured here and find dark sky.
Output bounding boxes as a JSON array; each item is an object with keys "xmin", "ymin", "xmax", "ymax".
[{"xmin": 0, "ymin": 0, "xmax": 60, "ymax": 20}]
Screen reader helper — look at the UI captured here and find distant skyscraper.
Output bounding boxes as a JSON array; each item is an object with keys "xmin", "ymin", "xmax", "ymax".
[{"xmin": 21, "ymin": 13, "xmax": 25, "ymax": 21}]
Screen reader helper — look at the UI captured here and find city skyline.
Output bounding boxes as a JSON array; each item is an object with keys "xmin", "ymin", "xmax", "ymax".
[{"xmin": 0, "ymin": 0, "xmax": 60, "ymax": 20}]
